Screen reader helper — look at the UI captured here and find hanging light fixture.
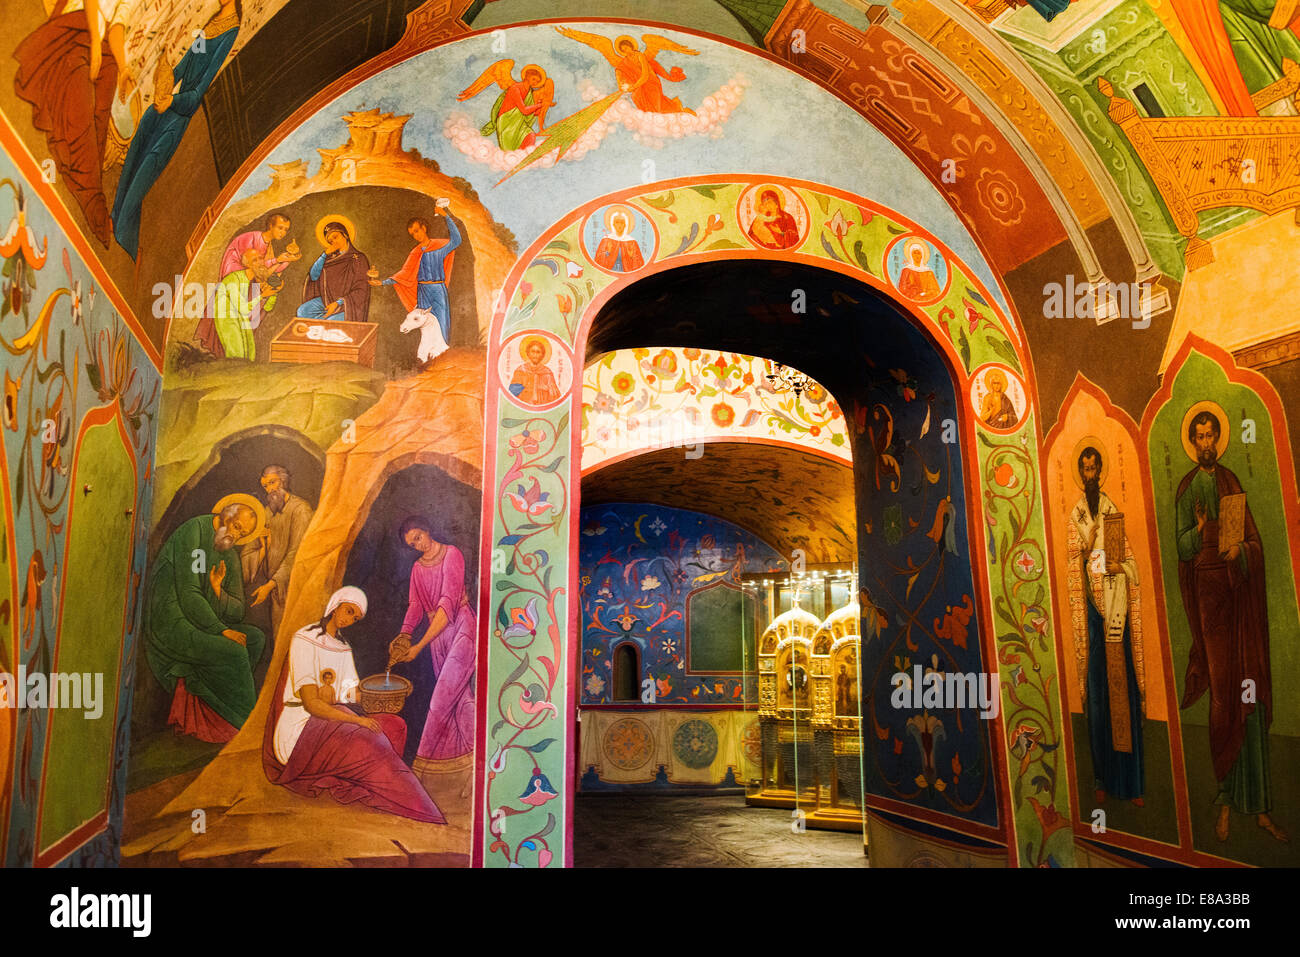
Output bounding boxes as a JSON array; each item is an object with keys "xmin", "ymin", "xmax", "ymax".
[{"xmin": 766, "ymin": 361, "xmax": 811, "ymax": 398}]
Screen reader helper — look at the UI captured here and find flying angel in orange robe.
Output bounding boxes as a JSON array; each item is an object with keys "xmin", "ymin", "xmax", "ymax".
[{"xmin": 555, "ymin": 26, "xmax": 699, "ymax": 114}]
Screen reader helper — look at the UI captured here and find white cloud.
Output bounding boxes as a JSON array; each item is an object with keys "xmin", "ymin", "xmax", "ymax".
[{"xmin": 443, "ymin": 73, "xmax": 750, "ymax": 173}]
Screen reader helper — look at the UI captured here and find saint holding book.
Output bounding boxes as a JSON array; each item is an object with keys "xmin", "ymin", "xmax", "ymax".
[{"xmin": 1174, "ymin": 402, "xmax": 1284, "ymax": 843}]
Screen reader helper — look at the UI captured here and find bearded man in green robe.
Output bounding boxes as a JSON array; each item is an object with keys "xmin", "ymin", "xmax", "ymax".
[{"xmin": 145, "ymin": 497, "xmax": 268, "ymax": 740}]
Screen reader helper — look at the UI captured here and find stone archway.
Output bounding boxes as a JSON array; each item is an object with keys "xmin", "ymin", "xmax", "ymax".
[{"xmin": 477, "ymin": 176, "xmax": 1070, "ymax": 868}]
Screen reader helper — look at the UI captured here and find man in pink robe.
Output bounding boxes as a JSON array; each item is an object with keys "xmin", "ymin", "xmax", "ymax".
[{"xmin": 388, "ymin": 517, "xmax": 476, "ymax": 819}]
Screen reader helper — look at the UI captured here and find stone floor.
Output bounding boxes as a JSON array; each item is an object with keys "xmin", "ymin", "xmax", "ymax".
[{"xmin": 574, "ymin": 794, "xmax": 869, "ymax": 867}]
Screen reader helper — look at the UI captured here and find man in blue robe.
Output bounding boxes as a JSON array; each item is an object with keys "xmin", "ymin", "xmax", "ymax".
[
  {"xmin": 370, "ymin": 209, "xmax": 461, "ymax": 361},
  {"xmin": 111, "ymin": 2, "xmax": 241, "ymax": 259}
]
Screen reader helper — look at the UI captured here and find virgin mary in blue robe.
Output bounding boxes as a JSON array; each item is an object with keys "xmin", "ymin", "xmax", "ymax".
[{"xmin": 111, "ymin": 10, "xmax": 240, "ymax": 259}]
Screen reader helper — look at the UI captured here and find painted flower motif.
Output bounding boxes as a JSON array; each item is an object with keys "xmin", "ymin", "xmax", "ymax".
[
  {"xmin": 0, "ymin": 191, "xmax": 48, "ymax": 269},
  {"xmin": 611, "ymin": 371, "xmax": 635, "ymax": 396},
  {"xmin": 827, "ymin": 208, "xmax": 854, "ymax": 240},
  {"xmin": 503, "ymin": 597, "xmax": 540, "ymax": 640},
  {"xmin": 556, "ymin": 293, "xmax": 573, "ymax": 315},
  {"xmin": 519, "ymin": 766, "xmax": 559, "ymax": 806},
  {"xmin": 803, "ymin": 381, "xmax": 827, "ymax": 404},
  {"xmin": 1028, "ymin": 797, "xmax": 1069, "ymax": 838},
  {"xmin": 649, "ymin": 517, "xmax": 666, "ymax": 535},
  {"xmin": 505, "ymin": 477, "xmax": 556, "ymax": 518},
  {"xmin": 809, "ymin": 425, "xmax": 821, "ymax": 437},
  {"xmin": 641, "ymin": 575, "xmax": 661, "ymax": 591},
  {"xmin": 711, "ymin": 402, "xmax": 735, "ymax": 427},
  {"xmin": 592, "ymin": 392, "xmax": 615, "ymax": 414},
  {"xmin": 650, "ymin": 349, "xmax": 677, "ymax": 376},
  {"xmin": 976, "ymin": 168, "xmax": 1026, "ymax": 226},
  {"xmin": 509, "ymin": 428, "xmax": 545, "ymax": 455},
  {"xmin": 683, "ymin": 347, "xmax": 701, "ymax": 361},
  {"xmin": 613, "ymin": 611, "xmax": 638, "ymax": 632},
  {"xmin": 993, "ymin": 462, "xmax": 1017, "ymax": 488},
  {"xmin": 655, "ymin": 675, "xmax": 672, "ymax": 698},
  {"xmin": 566, "ymin": 261, "xmax": 583, "ymax": 278},
  {"xmin": 519, "ymin": 280, "xmax": 533, "ymax": 299},
  {"xmin": 661, "ymin": 638, "xmax": 678, "ymax": 656},
  {"xmin": 742, "ymin": 371, "xmax": 754, "ymax": 386},
  {"xmin": 585, "ymin": 674, "xmax": 606, "ymax": 696}
]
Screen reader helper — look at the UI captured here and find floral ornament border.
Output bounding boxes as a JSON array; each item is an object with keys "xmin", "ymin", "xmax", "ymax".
[
  {"xmin": 581, "ymin": 347, "xmax": 850, "ymax": 472},
  {"xmin": 0, "ymin": 162, "xmax": 159, "ymax": 865},
  {"xmin": 480, "ymin": 176, "xmax": 1067, "ymax": 868}
]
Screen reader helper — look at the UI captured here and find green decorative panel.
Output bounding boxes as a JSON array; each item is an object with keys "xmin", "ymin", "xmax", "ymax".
[
  {"xmin": 1001, "ymin": 1, "xmax": 1260, "ymax": 280},
  {"xmin": 37, "ymin": 415, "xmax": 135, "ymax": 857}
]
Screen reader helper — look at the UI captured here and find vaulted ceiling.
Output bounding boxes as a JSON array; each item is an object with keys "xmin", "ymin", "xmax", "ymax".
[{"xmin": 581, "ymin": 441, "xmax": 857, "ymax": 563}]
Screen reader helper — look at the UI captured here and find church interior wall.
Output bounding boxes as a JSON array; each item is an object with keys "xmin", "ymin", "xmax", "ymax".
[{"xmin": 0, "ymin": 0, "xmax": 1296, "ymax": 872}]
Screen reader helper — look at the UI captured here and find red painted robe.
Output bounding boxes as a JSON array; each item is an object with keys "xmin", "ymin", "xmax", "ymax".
[
  {"xmin": 616, "ymin": 52, "xmax": 690, "ymax": 113},
  {"xmin": 1176, "ymin": 464, "xmax": 1272, "ymax": 781},
  {"xmin": 594, "ymin": 236, "xmax": 644, "ymax": 272}
]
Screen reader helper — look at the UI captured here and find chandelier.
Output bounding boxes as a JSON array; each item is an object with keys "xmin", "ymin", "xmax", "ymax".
[{"xmin": 766, "ymin": 362, "xmax": 810, "ymax": 397}]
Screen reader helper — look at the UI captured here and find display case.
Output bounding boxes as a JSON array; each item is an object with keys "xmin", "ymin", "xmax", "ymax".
[{"xmin": 740, "ymin": 566, "xmax": 865, "ymax": 837}]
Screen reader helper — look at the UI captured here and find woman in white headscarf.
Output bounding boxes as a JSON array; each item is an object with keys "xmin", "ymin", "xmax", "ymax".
[{"xmin": 262, "ymin": 586, "xmax": 444, "ymax": 823}]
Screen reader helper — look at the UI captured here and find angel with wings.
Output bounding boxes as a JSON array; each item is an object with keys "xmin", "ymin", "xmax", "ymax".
[
  {"xmin": 458, "ymin": 60, "xmax": 555, "ymax": 151},
  {"xmin": 555, "ymin": 27, "xmax": 699, "ymax": 114}
]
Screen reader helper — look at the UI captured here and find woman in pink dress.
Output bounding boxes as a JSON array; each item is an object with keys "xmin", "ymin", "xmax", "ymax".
[{"xmin": 387, "ymin": 517, "xmax": 476, "ymax": 817}]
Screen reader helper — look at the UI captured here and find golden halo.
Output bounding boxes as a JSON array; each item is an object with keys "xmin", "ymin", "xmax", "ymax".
[
  {"xmin": 613, "ymin": 34, "xmax": 638, "ymax": 54},
  {"xmin": 604, "ymin": 204, "xmax": 635, "ymax": 236},
  {"xmin": 1180, "ymin": 400, "xmax": 1230, "ymax": 462},
  {"xmin": 520, "ymin": 334, "xmax": 552, "ymax": 363},
  {"xmin": 211, "ymin": 493, "xmax": 268, "ymax": 546},
  {"xmin": 1069, "ymin": 435, "xmax": 1108, "ymax": 490},
  {"xmin": 754, "ymin": 184, "xmax": 785, "ymax": 209},
  {"xmin": 315, "ymin": 214, "xmax": 357, "ymax": 249},
  {"xmin": 903, "ymin": 237, "xmax": 930, "ymax": 267},
  {"xmin": 521, "ymin": 63, "xmax": 546, "ymax": 83}
]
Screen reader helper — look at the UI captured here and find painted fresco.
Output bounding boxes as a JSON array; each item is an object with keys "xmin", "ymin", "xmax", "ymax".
[
  {"xmin": 482, "ymin": 176, "xmax": 1063, "ymax": 868},
  {"xmin": 119, "ymin": 104, "xmax": 505, "ymax": 866},
  {"xmin": 1144, "ymin": 338, "xmax": 1300, "ymax": 866},
  {"xmin": 4, "ymin": 0, "xmax": 292, "ymax": 253},
  {"xmin": 581, "ymin": 347, "xmax": 851, "ymax": 472},
  {"xmin": 578, "ymin": 503, "xmax": 785, "ymax": 707},
  {"xmin": 0, "ymin": 150, "xmax": 160, "ymax": 866},
  {"xmin": 0, "ymin": 0, "xmax": 1296, "ymax": 876},
  {"xmin": 1045, "ymin": 375, "xmax": 1181, "ymax": 852},
  {"xmin": 579, "ymin": 708, "xmax": 759, "ymax": 792},
  {"xmin": 842, "ymin": 287, "xmax": 997, "ymax": 834}
]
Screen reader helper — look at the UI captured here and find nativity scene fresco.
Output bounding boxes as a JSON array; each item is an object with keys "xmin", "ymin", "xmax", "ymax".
[{"xmin": 0, "ymin": 0, "xmax": 1296, "ymax": 883}]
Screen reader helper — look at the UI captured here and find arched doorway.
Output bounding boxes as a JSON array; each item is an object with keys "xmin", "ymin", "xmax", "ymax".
[{"xmin": 478, "ymin": 179, "xmax": 1062, "ymax": 869}]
